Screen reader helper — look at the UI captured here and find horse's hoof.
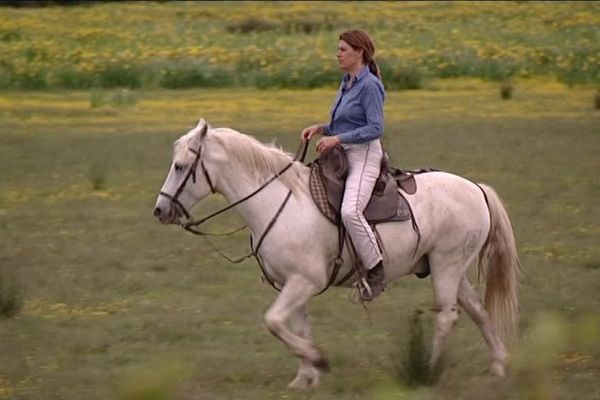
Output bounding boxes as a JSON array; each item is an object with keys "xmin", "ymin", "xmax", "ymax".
[
  {"xmin": 490, "ymin": 360, "xmax": 506, "ymax": 377},
  {"xmin": 313, "ymin": 356, "xmax": 330, "ymax": 373},
  {"xmin": 288, "ymin": 374, "xmax": 319, "ymax": 390}
]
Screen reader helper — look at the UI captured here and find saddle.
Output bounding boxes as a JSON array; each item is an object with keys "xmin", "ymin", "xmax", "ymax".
[
  {"xmin": 307, "ymin": 145, "xmax": 437, "ymax": 287},
  {"xmin": 309, "ymin": 145, "xmax": 436, "ymax": 225}
]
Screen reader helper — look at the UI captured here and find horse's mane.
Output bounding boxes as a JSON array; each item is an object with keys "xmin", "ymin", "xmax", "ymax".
[{"xmin": 175, "ymin": 127, "xmax": 308, "ymax": 194}]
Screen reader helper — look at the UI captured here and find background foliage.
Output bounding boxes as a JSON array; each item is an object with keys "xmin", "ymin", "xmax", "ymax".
[{"xmin": 0, "ymin": 1, "xmax": 599, "ymax": 90}]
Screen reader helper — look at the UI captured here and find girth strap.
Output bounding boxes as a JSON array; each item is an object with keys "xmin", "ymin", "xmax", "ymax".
[{"xmin": 314, "ymin": 224, "xmax": 347, "ymax": 295}]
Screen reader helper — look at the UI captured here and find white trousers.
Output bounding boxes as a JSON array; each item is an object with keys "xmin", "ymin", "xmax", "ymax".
[{"xmin": 340, "ymin": 140, "xmax": 384, "ymax": 270}]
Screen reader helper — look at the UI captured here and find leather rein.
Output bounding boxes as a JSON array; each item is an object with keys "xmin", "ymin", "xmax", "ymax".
[{"xmin": 159, "ymin": 136, "xmax": 309, "ymax": 265}]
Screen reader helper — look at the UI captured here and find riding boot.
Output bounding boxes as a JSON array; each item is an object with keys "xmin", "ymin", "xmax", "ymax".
[{"xmin": 360, "ymin": 261, "xmax": 385, "ymax": 301}]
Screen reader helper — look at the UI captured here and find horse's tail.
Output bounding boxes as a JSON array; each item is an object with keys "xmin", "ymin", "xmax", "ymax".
[{"xmin": 477, "ymin": 183, "xmax": 520, "ymax": 343}]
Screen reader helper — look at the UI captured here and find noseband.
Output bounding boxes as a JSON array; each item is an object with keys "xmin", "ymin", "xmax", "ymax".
[{"xmin": 159, "ymin": 142, "xmax": 215, "ymax": 220}]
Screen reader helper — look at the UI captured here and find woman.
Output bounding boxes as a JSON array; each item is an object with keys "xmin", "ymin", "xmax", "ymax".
[{"xmin": 301, "ymin": 29, "xmax": 386, "ymax": 301}]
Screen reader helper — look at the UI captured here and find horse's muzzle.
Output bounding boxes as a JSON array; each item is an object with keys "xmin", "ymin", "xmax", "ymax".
[{"xmin": 153, "ymin": 204, "xmax": 180, "ymax": 224}]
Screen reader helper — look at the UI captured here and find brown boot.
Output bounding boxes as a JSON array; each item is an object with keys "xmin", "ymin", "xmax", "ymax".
[{"xmin": 360, "ymin": 261, "xmax": 385, "ymax": 301}]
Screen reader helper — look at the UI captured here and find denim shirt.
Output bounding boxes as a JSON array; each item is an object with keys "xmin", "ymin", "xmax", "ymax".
[{"xmin": 324, "ymin": 66, "xmax": 385, "ymax": 144}]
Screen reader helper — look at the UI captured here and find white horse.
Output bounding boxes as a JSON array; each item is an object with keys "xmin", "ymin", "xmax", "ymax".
[{"xmin": 153, "ymin": 119, "xmax": 520, "ymax": 389}]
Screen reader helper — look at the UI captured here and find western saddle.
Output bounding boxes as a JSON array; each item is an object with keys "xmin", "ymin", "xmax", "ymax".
[
  {"xmin": 308, "ymin": 145, "xmax": 435, "ymax": 284},
  {"xmin": 309, "ymin": 145, "xmax": 435, "ymax": 225}
]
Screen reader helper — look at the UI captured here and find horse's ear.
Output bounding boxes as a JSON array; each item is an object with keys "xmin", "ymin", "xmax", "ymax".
[{"xmin": 196, "ymin": 118, "xmax": 208, "ymax": 140}]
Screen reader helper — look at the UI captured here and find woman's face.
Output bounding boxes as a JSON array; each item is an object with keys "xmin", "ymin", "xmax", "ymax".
[{"xmin": 337, "ymin": 40, "xmax": 363, "ymax": 72}]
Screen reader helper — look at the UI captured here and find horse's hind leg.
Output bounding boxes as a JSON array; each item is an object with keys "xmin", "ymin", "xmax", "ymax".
[
  {"xmin": 458, "ymin": 277, "xmax": 508, "ymax": 377},
  {"xmin": 429, "ymin": 265, "xmax": 461, "ymax": 378},
  {"xmin": 264, "ymin": 274, "xmax": 326, "ymax": 388},
  {"xmin": 288, "ymin": 305, "xmax": 321, "ymax": 389}
]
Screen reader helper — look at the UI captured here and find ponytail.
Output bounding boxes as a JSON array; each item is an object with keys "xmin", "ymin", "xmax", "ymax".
[{"xmin": 368, "ymin": 60, "xmax": 383, "ymax": 83}]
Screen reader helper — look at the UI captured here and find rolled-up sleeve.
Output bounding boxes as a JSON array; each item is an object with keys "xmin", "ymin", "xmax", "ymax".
[{"xmin": 337, "ymin": 80, "xmax": 384, "ymax": 144}]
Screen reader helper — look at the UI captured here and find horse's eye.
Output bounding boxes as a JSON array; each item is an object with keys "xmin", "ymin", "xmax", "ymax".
[{"xmin": 174, "ymin": 164, "xmax": 185, "ymax": 172}]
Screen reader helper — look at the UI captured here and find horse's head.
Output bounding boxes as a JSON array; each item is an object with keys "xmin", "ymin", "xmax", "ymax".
[{"xmin": 153, "ymin": 119, "xmax": 216, "ymax": 224}]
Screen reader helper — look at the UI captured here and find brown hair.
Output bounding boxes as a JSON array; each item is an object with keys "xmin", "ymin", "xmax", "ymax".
[{"xmin": 339, "ymin": 29, "xmax": 382, "ymax": 83}]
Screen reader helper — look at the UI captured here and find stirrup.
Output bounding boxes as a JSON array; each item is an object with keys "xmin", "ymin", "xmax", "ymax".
[
  {"xmin": 350, "ymin": 278, "xmax": 371, "ymax": 304},
  {"xmin": 357, "ymin": 277, "xmax": 373, "ymax": 301}
]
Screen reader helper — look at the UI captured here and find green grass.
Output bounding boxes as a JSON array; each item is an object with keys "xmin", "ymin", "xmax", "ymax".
[{"xmin": 0, "ymin": 81, "xmax": 599, "ymax": 399}]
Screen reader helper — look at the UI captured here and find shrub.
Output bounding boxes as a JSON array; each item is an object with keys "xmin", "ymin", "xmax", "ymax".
[
  {"xmin": 0, "ymin": 265, "xmax": 22, "ymax": 318},
  {"xmin": 0, "ymin": 67, "xmax": 11, "ymax": 89},
  {"xmin": 95, "ymin": 64, "xmax": 143, "ymax": 89},
  {"xmin": 285, "ymin": 19, "xmax": 322, "ymax": 34},
  {"xmin": 380, "ymin": 62, "xmax": 425, "ymax": 90},
  {"xmin": 160, "ymin": 61, "xmax": 232, "ymax": 88},
  {"xmin": 389, "ymin": 309, "xmax": 443, "ymax": 387},
  {"xmin": 88, "ymin": 159, "xmax": 109, "ymax": 190},
  {"xmin": 0, "ymin": 29, "xmax": 22, "ymax": 42},
  {"xmin": 225, "ymin": 17, "xmax": 278, "ymax": 34},
  {"xmin": 500, "ymin": 80, "xmax": 513, "ymax": 99},
  {"xmin": 54, "ymin": 67, "xmax": 94, "ymax": 89},
  {"xmin": 14, "ymin": 70, "xmax": 47, "ymax": 89},
  {"xmin": 480, "ymin": 59, "xmax": 519, "ymax": 81},
  {"xmin": 555, "ymin": 47, "xmax": 600, "ymax": 87}
]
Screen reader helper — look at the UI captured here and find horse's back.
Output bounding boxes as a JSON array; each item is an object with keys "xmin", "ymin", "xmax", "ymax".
[
  {"xmin": 408, "ymin": 171, "xmax": 491, "ymax": 248},
  {"xmin": 412, "ymin": 171, "xmax": 487, "ymax": 209}
]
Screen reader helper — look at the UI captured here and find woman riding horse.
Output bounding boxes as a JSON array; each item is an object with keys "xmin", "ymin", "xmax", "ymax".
[{"xmin": 301, "ymin": 29, "xmax": 386, "ymax": 301}]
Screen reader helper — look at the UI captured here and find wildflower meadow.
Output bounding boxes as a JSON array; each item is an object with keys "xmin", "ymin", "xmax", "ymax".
[{"xmin": 0, "ymin": 1, "xmax": 598, "ymax": 90}]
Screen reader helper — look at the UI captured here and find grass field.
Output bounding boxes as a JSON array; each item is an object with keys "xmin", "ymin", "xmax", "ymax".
[{"xmin": 0, "ymin": 78, "xmax": 599, "ymax": 399}]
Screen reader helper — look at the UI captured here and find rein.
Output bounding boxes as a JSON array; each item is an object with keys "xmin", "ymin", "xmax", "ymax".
[
  {"xmin": 183, "ymin": 161, "xmax": 295, "ymax": 236},
  {"xmin": 161, "ymin": 135, "xmax": 309, "ymax": 265}
]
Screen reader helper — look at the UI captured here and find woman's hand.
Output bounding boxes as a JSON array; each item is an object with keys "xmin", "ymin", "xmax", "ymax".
[
  {"xmin": 301, "ymin": 124, "xmax": 325, "ymax": 143},
  {"xmin": 316, "ymin": 135, "xmax": 341, "ymax": 154}
]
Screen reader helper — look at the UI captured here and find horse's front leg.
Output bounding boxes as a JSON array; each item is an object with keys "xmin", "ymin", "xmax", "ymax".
[
  {"xmin": 264, "ymin": 274, "xmax": 328, "ymax": 387},
  {"xmin": 288, "ymin": 305, "xmax": 321, "ymax": 389}
]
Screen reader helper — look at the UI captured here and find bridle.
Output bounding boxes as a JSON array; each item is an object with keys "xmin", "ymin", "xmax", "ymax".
[
  {"xmin": 158, "ymin": 139, "xmax": 215, "ymax": 221},
  {"xmin": 158, "ymin": 128, "xmax": 309, "ymax": 259}
]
